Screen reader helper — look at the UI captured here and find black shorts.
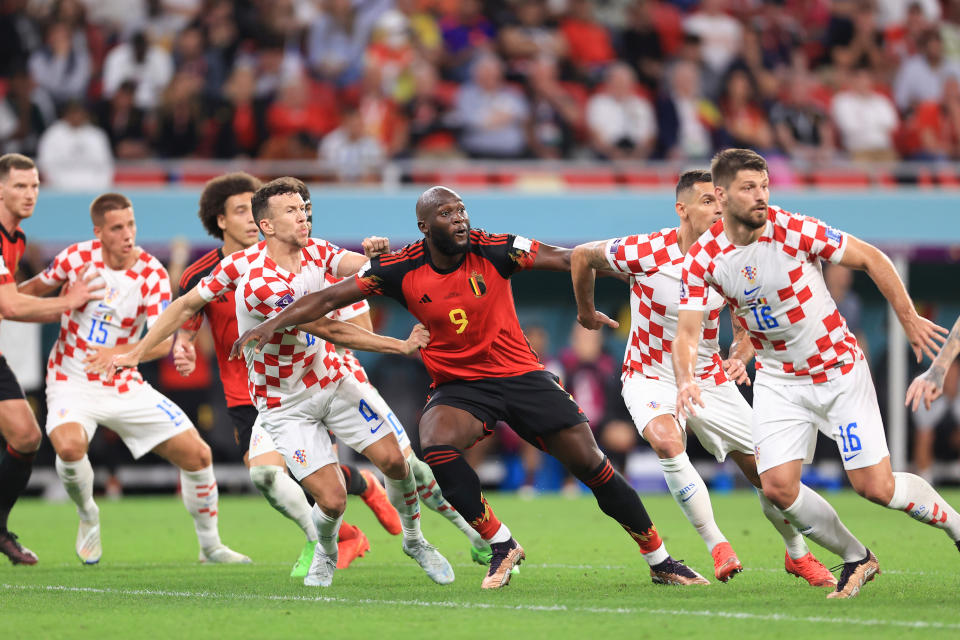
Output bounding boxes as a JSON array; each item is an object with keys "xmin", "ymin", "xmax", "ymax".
[
  {"xmin": 227, "ymin": 404, "xmax": 258, "ymax": 456},
  {"xmin": 423, "ymin": 370, "xmax": 587, "ymax": 449},
  {"xmin": 0, "ymin": 356, "xmax": 25, "ymax": 402}
]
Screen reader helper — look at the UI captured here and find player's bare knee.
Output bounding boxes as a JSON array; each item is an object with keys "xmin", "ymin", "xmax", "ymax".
[
  {"xmin": 761, "ymin": 483, "xmax": 797, "ymax": 510},
  {"xmin": 315, "ymin": 492, "xmax": 347, "ymax": 517},
  {"xmin": 55, "ymin": 440, "xmax": 87, "ymax": 462},
  {"xmin": 854, "ymin": 477, "xmax": 894, "ymax": 505},
  {"xmin": 181, "ymin": 443, "xmax": 212, "ymax": 471},
  {"xmin": 378, "ymin": 452, "xmax": 408, "ymax": 480},
  {"xmin": 10, "ymin": 425, "xmax": 42, "ymax": 453}
]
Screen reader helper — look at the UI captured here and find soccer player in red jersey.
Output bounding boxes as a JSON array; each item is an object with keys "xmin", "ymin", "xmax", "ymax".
[
  {"xmin": 232, "ymin": 186, "xmax": 707, "ymax": 589},
  {"xmin": 0, "ymin": 153, "xmax": 102, "ymax": 565}
]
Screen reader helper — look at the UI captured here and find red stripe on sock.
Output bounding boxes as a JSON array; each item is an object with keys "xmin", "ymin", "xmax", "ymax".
[{"xmin": 5, "ymin": 444, "xmax": 36, "ymax": 462}]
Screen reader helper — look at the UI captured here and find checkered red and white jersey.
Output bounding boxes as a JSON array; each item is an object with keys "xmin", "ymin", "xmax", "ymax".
[
  {"xmin": 605, "ymin": 228, "xmax": 726, "ymax": 385},
  {"xmin": 324, "ymin": 271, "xmax": 372, "ymax": 383},
  {"xmin": 39, "ymin": 240, "xmax": 171, "ymax": 392},
  {"xmin": 680, "ymin": 206, "xmax": 861, "ymax": 384},
  {"xmin": 196, "ymin": 238, "xmax": 348, "ymax": 303},
  {"xmin": 235, "ymin": 248, "xmax": 347, "ymax": 410}
]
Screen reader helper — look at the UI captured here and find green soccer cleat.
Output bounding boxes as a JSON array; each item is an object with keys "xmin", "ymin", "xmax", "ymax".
[{"xmin": 290, "ymin": 540, "xmax": 316, "ymax": 578}]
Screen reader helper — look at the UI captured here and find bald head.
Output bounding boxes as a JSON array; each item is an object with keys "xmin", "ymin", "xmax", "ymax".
[
  {"xmin": 415, "ymin": 185, "xmax": 470, "ymax": 256},
  {"xmin": 416, "ymin": 185, "xmax": 460, "ymax": 222}
]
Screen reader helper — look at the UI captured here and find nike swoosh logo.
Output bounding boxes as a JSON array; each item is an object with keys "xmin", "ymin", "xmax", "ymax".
[
  {"xmin": 680, "ymin": 489, "xmax": 698, "ymax": 503},
  {"xmin": 370, "ymin": 423, "xmax": 383, "ymax": 434},
  {"xmin": 744, "ymin": 286, "xmax": 760, "ymax": 296},
  {"xmin": 843, "ymin": 452, "xmax": 860, "ymax": 462}
]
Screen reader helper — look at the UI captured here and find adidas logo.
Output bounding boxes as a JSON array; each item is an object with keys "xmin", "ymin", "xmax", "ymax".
[{"xmin": 419, "ymin": 294, "xmax": 432, "ymax": 304}]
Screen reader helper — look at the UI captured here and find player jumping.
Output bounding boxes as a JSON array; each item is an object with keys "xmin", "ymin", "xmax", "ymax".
[
  {"xmin": 571, "ymin": 169, "xmax": 835, "ymax": 586},
  {"xmin": 231, "ymin": 186, "xmax": 708, "ymax": 589},
  {"xmin": 674, "ymin": 148, "xmax": 960, "ymax": 599}
]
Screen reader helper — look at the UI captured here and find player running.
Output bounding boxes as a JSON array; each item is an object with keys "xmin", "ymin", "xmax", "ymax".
[
  {"xmin": 0, "ymin": 154, "xmax": 103, "ymax": 565},
  {"xmin": 570, "ymin": 170, "xmax": 835, "ymax": 586},
  {"xmin": 231, "ymin": 185, "xmax": 708, "ymax": 589},
  {"xmin": 169, "ymin": 173, "xmax": 401, "ymax": 574},
  {"xmin": 112, "ymin": 178, "xmax": 455, "ymax": 588},
  {"xmin": 18, "ymin": 192, "xmax": 249, "ymax": 565},
  {"xmin": 674, "ymin": 148, "xmax": 960, "ymax": 599}
]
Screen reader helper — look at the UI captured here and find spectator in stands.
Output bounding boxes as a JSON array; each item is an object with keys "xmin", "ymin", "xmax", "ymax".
[
  {"xmin": 199, "ymin": 0, "xmax": 241, "ymax": 97},
  {"xmin": 356, "ymin": 65, "xmax": 408, "ymax": 159},
  {"xmin": 683, "ymin": 0, "xmax": 742, "ymax": 92},
  {"xmin": 172, "ymin": 24, "xmax": 209, "ymax": 88},
  {"xmin": 499, "ymin": 0, "xmax": 566, "ymax": 82},
  {"xmin": 208, "ymin": 64, "xmax": 268, "ymax": 159},
  {"xmin": 559, "ymin": 0, "xmax": 617, "ymax": 83},
  {"xmin": 28, "ymin": 20, "xmax": 91, "ymax": 106},
  {"xmin": 822, "ymin": 0, "xmax": 885, "ymax": 74},
  {"xmin": 308, "ymin": 0, "xmax": 388, "ymax": 88},
  {"xmin": 450, "ymin": 54, "xmax": 529, "ymax": 159},
  {"xmin": 0, "ymin": 0, "xmax": 37, "ymax": 76},
  {"xmin": 263, "ymin": 72, "xmax": 339, "ymax": 159},
  {"xmin": 153, "ymin": 71, "xmax": 203, "ymax": 158},
  {"xmin": 719, "ymin": 68, "xmax": 777, "ymax": 154},
  {"xmin": 95, "ymin": 79, "xmax": 151, "ymax": 159},
  {"xmin": 439, "ymin": 0, "xmax": 496, "ymax": 82},
  {"xmin": 319, "ymin": 108, "xmax": 385, "ymax": 182},
  {"xmin": 885, "ymin": 1, "xmax": 934, "ymax": 63},
  {"xmin": 525, "ymin": 55, "xmax": 580, "ymax": 160},
  {"xmin": 586, "ymin": 62, "xmax": 656, "ymax": 160},
  {"xmin": 831, "ymin": 64, "xmax": 899, "ymax": 162},
  {"xmin": 876, "ymin": 0, "xmax": 941, "ymax": 31},
  {"xmin": 395, "ymin": 0, "xmax": 443, "ymax": 67},
  {"xmin": 902, "ymin": 76, "xmax": 960, "ymax": 160},
  {"xmin": 102, "ymin": 31, "xmax": 173, "ymax": 110},
  {"xmin": 0, "ymin": 66, "xmax": 56, "ymax": 156},
  {"xmin": 242, "ymin": 31, "xmax": 304, "ymax": 101},
  {"xmin": 942, "ymin": 0, "xmax": 960, "ymax": 62},
  {"xmin": 655, "ymin": 59, "xmax": 718, "ymax": 161},
  {"xmin": 912, "ymin": 359, "xmax": 960, "ymax": 484},
  {"xmin": 402, "ymin": 61, "xmax": 457, "ymax": 157},
  {"xmin": 894, "ymin": 29, "xmax": 960, "ymax": 112},
  {"xmin": 365, "ymin": 10, "xmax": 417, "ymax": 103},
  {"xmin": 619, "ymin": 0, "xmax": 665, "ymax": 92},
  {"xmin": 37, "ymin": 100, "xmax": 113, "ymax": 189},
  {"xmin": 770, "ymin": 68, "xmax": 836, "ymax": 163}
]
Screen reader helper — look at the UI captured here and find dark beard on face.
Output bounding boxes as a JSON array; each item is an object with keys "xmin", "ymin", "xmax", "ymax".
[
  {"xmin": 730, "ymin": 204, "xmax": 767, "ymax": 230},
  {"xmin": 432, "ymin": 224, "xmax": 471, "ymax": 255}
]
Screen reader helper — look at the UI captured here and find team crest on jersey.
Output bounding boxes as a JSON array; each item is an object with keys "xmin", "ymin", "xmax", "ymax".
[
  {"xmin": 468, "ymin": 271, "xmax": 486, "ymax": 297},
  {"xmin": 293, "ymin": 449, "xmax": 308, "ymax": 467},
  {"xmin": 647, "ymin": 400, "xmax": 660, "ymax": 409},
  {"xmin": 57, "ymin": 408, "xmax": 69, "ymax": 419},
  {"xmin": 103, "ymin": 286, "xmax": 120, "ymax": 306},
  {"xmin": 825, "ymin": 227, "xmax": 842, "ymax": 243},
  {"xmin": 741, "ymin": 266, "xmax": 759, "ymax": 284},
  {"xmin": 276, "ymin": 293, "xmax": 295, "ymax": 309},
  {"xmin": 251, "ymin": 433, "xmax": 262, "ymax": 450}
]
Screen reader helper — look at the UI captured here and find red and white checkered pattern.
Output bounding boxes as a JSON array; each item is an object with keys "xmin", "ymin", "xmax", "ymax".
[
  {"xmin": 605, "ymin": 228, "xmax": 726, "ymax": 385},
  {"xmin": 680, "ymin": 206, "xmax": 861, "ymax": 384},
  {"xmin": 324, "ymin": 271, "xmax": 371, "ymax": 383},
  {"xmin": 235, "ymin": 248, "xmax": 347, "ymax": 410},
  {"xmin": 39, "ymin": 240, "xmax": 171, "ymax": 392}
]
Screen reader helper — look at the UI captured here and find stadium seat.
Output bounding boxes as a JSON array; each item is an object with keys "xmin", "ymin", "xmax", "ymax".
[
  {"xmin": 113, "ymin": 168, "xmax": 168, "ymax": 185},
  {"xmin": 620, "ymin": 170, "xmax": 670, "ymax": 188},
  {"xmin": 808, "ymin": 170, "xmax": 871, "ymax": 188},
  {"xmin": 562, "ymin": 171, "xmax": 617, "ymax": 188}
]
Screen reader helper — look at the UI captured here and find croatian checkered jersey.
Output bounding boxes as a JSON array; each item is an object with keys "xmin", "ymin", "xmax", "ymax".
[
  {"xmin": 679, "ymin": 206, "xmax": 862, "ymax": 384},
  {"xmin": 39, "ymin": 240, "xmax": 170, "ymax": 392},
  {"xmin": 235, "ymin": 248, "xmax": 349, "ymax": 410},
  {"xmin": 324, "ymin": 271, "xmax": 372, "ymax": 384},
  {"xmin": 605, "ymin": 227, "xmax": 726, "ymax": 385}
]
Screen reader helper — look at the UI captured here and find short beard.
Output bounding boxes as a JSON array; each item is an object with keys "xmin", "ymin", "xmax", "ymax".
[
  {"xmin": 432, "ymin": 225, "xmax": 471, "ymax": 256},
  {"xmin": 728, "ymin": 203, "xmax": 767, "ymax": 230}
]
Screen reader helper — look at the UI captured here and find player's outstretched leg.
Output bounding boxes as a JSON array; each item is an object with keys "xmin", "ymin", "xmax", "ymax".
[
  {"xmin": 55, "ymin": 454, "xmax": 101, "ymax": 564},
  {"xmin": 406, "ymin": 452, "xmax": 493, "ymax": 563},
  {"xmin": 249, "ymin": 463, "xmax": 319, "ymax": 576},
  {"xmin": 874, "ymin": 470, "xmax": 960, "ymax": 547},
  {"xmin": 0, "ymin": 404, "xmax": 41, "ymax": 566},
  {"xmin": 341, "ymin": 462, "xmax": 402, "ymax": 535}
]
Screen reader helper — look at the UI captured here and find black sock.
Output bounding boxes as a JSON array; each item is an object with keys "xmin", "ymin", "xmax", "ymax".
[
  {"xmin": 341, "ymin": 463, "xmax": 368, "ymax": 496},
  {"xmin": 0, "ymin": 444, "xmax": 36, "ymax": 531},
  {"xmin": 422, "ymin": 445, "xmax": 502, "ymax": 539},
  {"xmin": 582, "ymin": 456, "xmax": 662, "ymax": 553}
]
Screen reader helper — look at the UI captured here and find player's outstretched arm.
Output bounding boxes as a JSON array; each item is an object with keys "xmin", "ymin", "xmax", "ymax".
[
  {"xmin": 840, "ymin": 235, "xmax": 948, "ymax": 362},
  {"xmin": 230, "ymin": 277, "xmax": 369, "ymax": 359},
  {"xmin": 336, "ymin": 244, "xmax": 386, "ymax": 278},
  {"xmin": 110, "ymin": 286, "xmax": 209, "ymax": 370},
  {"xmin": 571, "ymin": 241, "xmax": 620, "ymax": 330},
  {"xmin": 302, "ymin": 318, "xmax": 428, "ymax": 355},
  {"xmin": 723, "ymin": 307, "xmax": 753, "ymax": 385},
  {"xmin": 85, "ymin": 335, "xmax": 175, "ymax": 376},
  {"xmin": 2, "ymin": 265, "xmax": 104, "ymax": 322},
  {"xmin": 674, "ymin": 309, "xmax": 706, "ymax": 419},
  {"xmin": 531, "ymin": 243, "xmax": 573, "ymax": 272},
  {"xmin": 906, "ymin": 313, "xmax": 960, "ymax": 411}
]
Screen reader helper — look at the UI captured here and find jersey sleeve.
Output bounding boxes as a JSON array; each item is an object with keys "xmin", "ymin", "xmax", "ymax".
[
  {"xmin": 772, "ymin": 208, "xmax": 848, "ymax": 264},
  {"xmin": 603, "ymin": 234, "xmax": 660, "ymax": 275},
  {"xmin": 0, "ymin": 241, "xmax": 12, "ymax": 285},
  {"xmin": 241, "ymin": 271, "xmax": 294, "ymax": 321},
  {"xmin": 38, "ymin": 243, "xmax": 82, "ymax": 287},
  {"xmin": 307, "ymin": 237, "xmax": 349, "ymax": 276},
  {"xmin": 473, "ymin": 230, "xmax": 541, "ymax": 279},
  {"xmin": 323, "ymin": 272, "xmax": 370, "ymax": 321},
  {"xmin": 679, "ymin": 242, "xmax": 713, "ymax": 312},
  {"xmin": 197, "ymin": 253, "xmax": 243, "ymax": 302},
  {"xmin": 143, "ymin": 264, "xmax": 173, "ymax": 330}
]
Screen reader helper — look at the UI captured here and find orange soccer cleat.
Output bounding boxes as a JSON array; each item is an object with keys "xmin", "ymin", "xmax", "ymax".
[
  {"xmin": 711, "ymin": 541, "xmax": 743, "ymax": 583},
  {"xmin": 360, "ymin": 470, "xmax": 402, "ymax": 535},
  {"xmin": 337, "ymin": 522, "xmax": 371, "ymax": 569},
  {"xmin": 784, "ymin": 551, "xmax": 838, "ymax": 587}
]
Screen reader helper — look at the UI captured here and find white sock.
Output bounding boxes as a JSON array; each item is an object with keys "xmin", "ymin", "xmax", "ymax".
[
  {"xmin": 641, "ymin": 540, "xmax": 670, "ymax": 566},
  {"xmin": 887, "ymin": 471, "xmax": 960, "ymax": 541},
  {"xmin": 408, "ymin": 454, "xmax": 488, "ymax": 550},
  {"xmin": 757, "ymin": 488, "xmax": 809, "ymax": 560},
  {"xmin": 249, "ymin": 465, "xmax": 318, "ymax": 542},
  {"xmin": 311, "ymin": 504, "xmax": 342, "ymax": 556},
  {"xmin": 659, "ymin": 453, "xmax": 726, "ymax": 551},
  {"xmin": 783, "ymin": 485, "xmax": 866, "ymax": 562},
  {"xmin": 487, "ymin": 522, "xmax": 512, "ymax": 544},
  {"xmin": 384, "ymin": 464, "xmax": 423, "ymax": 541},
  {"xmin": 180, "ymin": 465, "xmax": 221, "ymax": 551},
  {"xmin": 55, "ymin": 455, "xmax": 98, "ymax": 521}
]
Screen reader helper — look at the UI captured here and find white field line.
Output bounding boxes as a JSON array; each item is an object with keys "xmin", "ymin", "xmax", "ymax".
[{"xmin": 3, "ymin": 583, "xmax": 959, "ymax": 631}]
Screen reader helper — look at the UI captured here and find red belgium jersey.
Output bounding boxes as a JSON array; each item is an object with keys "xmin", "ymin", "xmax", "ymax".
[
  {"xmin": 0, "ymin": 221, "xmax": 26, "ymax": 356},
  {"xmin": 356, "ymin": 229, "xmax": 544, "ymax": 385},
  {"xmin": 179, "ymin": 248, "xmax": 250, "ymax": 407}
]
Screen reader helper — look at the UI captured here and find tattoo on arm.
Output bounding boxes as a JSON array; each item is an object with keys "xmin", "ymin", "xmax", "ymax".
[
  {"xmin": 930, "ymin": 315, "xmax": 960, "ymax": 384},
  {"xmin": 584, "ymin": 243, "xmax": 613, "ymax": 271}
]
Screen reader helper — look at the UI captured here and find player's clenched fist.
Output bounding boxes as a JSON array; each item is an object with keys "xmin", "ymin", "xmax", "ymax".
[
  {"xmin": 402, "ymin": 323, "xmax": 429, "ymax": 354},
  {"xmin": 361, "ymin": 236, "xmax": 390, "ymax": 258}
]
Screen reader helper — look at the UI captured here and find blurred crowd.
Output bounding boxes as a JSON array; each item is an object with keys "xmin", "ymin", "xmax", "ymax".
[{"xmin": 3, "ymin": 0, "xmax": 960, "ymax": 185}]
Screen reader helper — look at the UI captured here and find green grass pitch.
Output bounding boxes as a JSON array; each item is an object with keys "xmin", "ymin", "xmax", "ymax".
[{"xmin": 3, "ymin": 489, "xmax": 959, "ymax": 639}]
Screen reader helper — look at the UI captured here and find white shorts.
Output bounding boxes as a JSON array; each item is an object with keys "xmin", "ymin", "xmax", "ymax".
[
  {"xmin": 45, "ymin": 381, "xmax": 194, "ymax": 459},
  {"xmin": 256, "ymin": 376, "xmax": 407, "ymax": 481},
  {"xmin": 622, "ymin": 375, "xmax": 754, "ymax": 462},
  {"xmin": 248, "ymin": 422, "xmax": 279, "ymax": 459},
  {"xmin": 752, "ymin": 359, "xmax": 890, "ymax": 474}
]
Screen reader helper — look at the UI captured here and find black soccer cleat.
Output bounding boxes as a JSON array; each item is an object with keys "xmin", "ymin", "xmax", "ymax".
[
  {"xmin": 649, "ymin": 556, "xmax": 709, "ymax": 585},
  {"xmin": 0, "ymin": 529, "xmax": 38, "ymax": 565},
  {"xmin": 826, "ymin": 549, "xmax": 879, "ymax": 599}
]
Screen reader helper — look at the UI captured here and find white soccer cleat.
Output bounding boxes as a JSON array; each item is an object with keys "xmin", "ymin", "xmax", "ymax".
[
  {"xmin": 402, "ymin": 538, "xmax": 455, "ymax": 585},
  {"xmin": 303, "ymin": 544, "xmax": 337, "ymax": 587},
  {"xmin": 198, "ymin": 544, "xmax": 252, "ymax": 564},
  {"xmin": 76, "ymin": 517, "xmax": 102, "ymax": 565}
]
